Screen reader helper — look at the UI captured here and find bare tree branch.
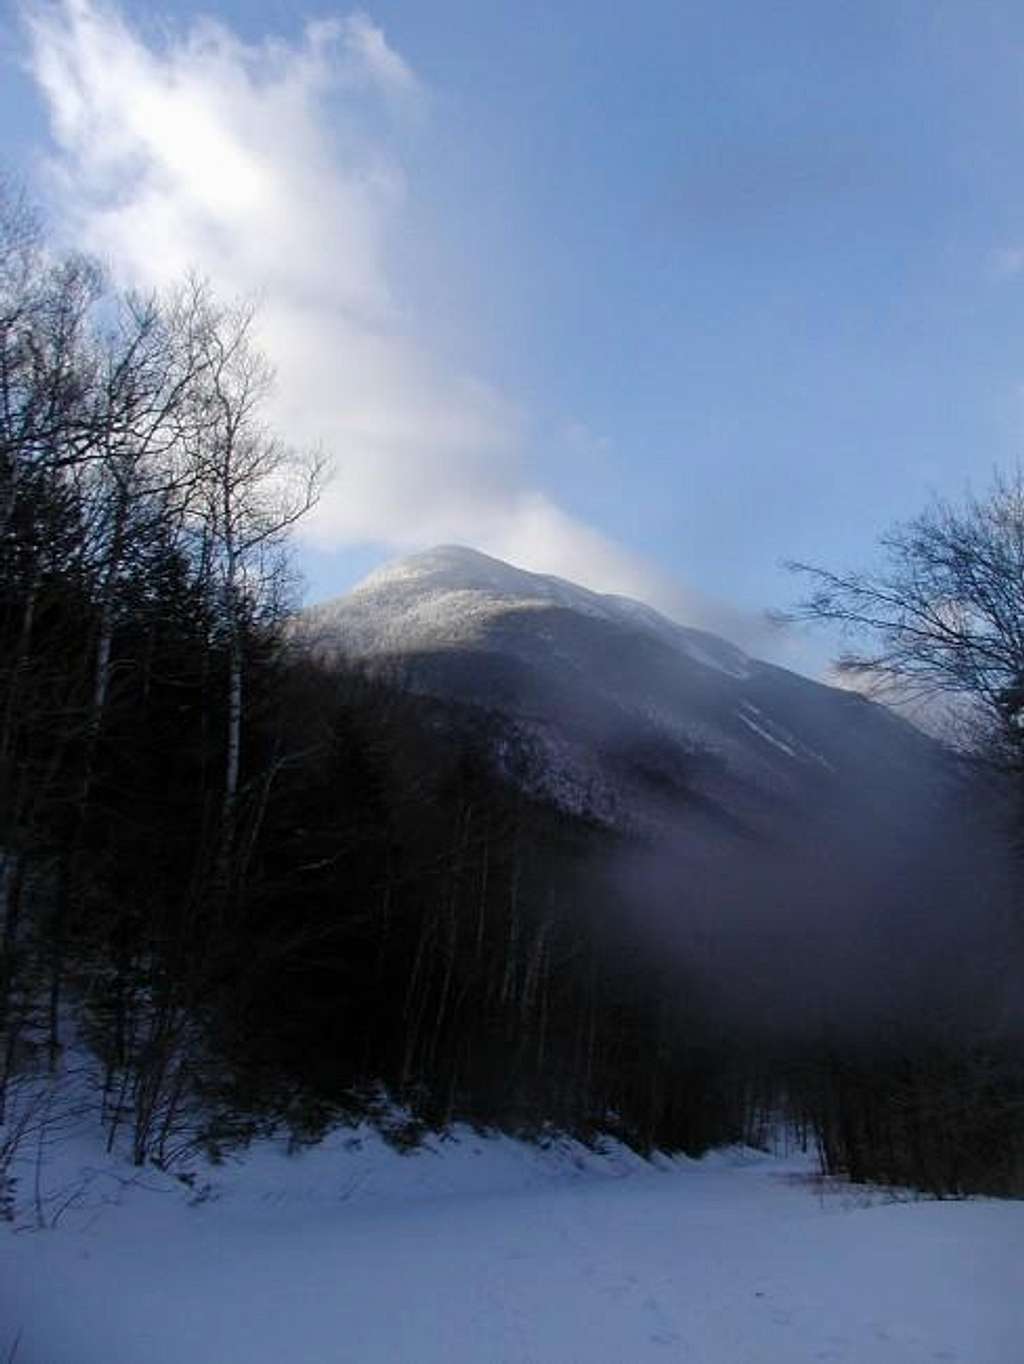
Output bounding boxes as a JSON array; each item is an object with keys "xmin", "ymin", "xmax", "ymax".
[{"xmin": 787, "ymin": 468, "xmax": 1024, "ymax": 761}]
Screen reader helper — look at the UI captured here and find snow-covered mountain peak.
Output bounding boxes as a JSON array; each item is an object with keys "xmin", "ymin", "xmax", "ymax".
[
  {"xmin": 301, "ymin": 545, "xmax": 941, "ymax": 832},
  {"xmin": 354, "ymin": 544, "xmax": 535, "ymax": 596},
  {"xmin": 318, "ymin": 544, "xmax": 753, "ymax": 680},
  {"xmin": 350, "ymin": 543, "xmax": 630, "ymax": 619}
]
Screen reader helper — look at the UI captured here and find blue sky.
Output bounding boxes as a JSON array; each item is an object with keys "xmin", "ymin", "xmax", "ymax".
[{"xmin": 5, "ymin": 1, "xmax": 1024, "ymax": 671}]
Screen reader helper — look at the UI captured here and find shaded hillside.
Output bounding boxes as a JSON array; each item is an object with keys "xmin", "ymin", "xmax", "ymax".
[{"xmin": 302, "ymin": 545, "xmax": 952, "ymax": 835}]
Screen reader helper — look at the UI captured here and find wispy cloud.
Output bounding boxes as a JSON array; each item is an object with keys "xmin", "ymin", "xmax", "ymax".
[
  {"xmin": 20, "ymin": 0, "xmax": 793, "ymax": 659},
  {"xmin": 339, "ymin": 10, "xmax": 420, "ymax": 100},
  {"xmin": 22, "ymin": 10, "xmax": 620, "ymax": 565}
]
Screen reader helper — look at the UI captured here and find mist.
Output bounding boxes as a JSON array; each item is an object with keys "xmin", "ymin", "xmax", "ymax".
[
  {"xmin": 598, "ymin": 736, "xmax": 1022, "ymax": 1063},
  {"xmin": 5, "ymin": 8, "xmax": 1024, "ymax": 1359}
]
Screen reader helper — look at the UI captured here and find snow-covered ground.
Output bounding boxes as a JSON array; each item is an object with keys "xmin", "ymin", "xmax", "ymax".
[{"xmin": 2, "ymin": 1122, "xmax": 1021, "ymax": 1363}]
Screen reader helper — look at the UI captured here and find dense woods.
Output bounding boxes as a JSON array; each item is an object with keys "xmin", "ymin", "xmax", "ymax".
[{"xmin": 1, "ymin": 184, "xmax": 1022, "ymax": 1208}]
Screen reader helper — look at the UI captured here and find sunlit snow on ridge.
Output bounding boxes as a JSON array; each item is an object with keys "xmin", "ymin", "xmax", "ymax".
[
  {"xmin": 300, "ymin": 544, "xmax": 936, "ymax": 833},
  {"xmin": 319, "ymin": 545, "xmax": 753, "ymax": 678}
]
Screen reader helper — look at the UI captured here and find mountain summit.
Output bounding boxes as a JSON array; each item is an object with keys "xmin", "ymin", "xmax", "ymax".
[
  {"xmin": 307, "ymin": 544, "xmax": 751, "ymax": 677},
  {"xmin": 302, "ymin": 545, "xmax": 943, "ymax": 833}
]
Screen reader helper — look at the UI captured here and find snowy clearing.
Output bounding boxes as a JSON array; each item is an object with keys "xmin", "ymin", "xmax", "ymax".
[{"xmin": 2, "ymin": 1126, "xmax": 1021, "ymax": 1363}]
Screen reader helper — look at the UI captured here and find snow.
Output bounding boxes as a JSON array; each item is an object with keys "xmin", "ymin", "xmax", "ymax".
[
  {"xmin": 737, "ymin": 705, "xmax": 799, "ymax": 758},
  {"xmin": 308, "ymin": 544, "xmax": 755, "ymax": 682},
  {"xmin": 301, "ymin": 544, "xmax": 936, "ymax": 838},
  {"xmin": 3, "ymin": 1122, "xmax": 1021, "ymax": 1363}
]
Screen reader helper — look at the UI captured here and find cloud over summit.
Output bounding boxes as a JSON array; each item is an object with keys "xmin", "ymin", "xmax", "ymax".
[{"xmin": 21, "ymin": 0, "xmax": 784, "ymax": 652}]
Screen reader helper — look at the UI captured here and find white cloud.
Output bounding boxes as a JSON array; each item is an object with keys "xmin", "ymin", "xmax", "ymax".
[
  {"xmin": 20, "ymin": 0, "xmax": 794, "ymax": 658},
  {"xmin": 21, "ymin": 7, "xmax": 577, "ymax": 559},
  {"xmin": 339, "ymin": 10, "xmax": 420, "ymax": 100},
  {"xmin": 25, "ymin": 1, "xmax": 402, "ymax": 319}
]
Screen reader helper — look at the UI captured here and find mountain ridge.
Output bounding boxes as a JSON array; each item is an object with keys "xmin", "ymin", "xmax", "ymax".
[{"xmin": 300, "ymin": 545, "xmax": 945, "ymax": 835}]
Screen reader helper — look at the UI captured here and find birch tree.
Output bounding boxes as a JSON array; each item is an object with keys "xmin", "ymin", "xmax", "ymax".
[{"xmin": 187, "ymin": 297, "xmax": 322, "ymax": 872}]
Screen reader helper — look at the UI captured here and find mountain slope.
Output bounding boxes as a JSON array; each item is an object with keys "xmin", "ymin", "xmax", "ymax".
[{"xmin": 301, "ymin": 545, "xmax": 946, "ymax": 834}]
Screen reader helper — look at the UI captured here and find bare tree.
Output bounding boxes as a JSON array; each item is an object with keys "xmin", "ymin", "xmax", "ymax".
[
  {"xmin": 0, "ymin": 182, "xmax": 103, "ymax": 540},
  {"xmin": 77, "ymin": 280, "xmax": 214, "ymax": 730},
  {"xmin": 185, "ymin": 295, "xmax": 323, "ymax": 864},
  {"xmin": 786, "ymin": 470, "xmax": 1024, "ymax": 1192},
  {"xmin": 787, "ymin": 468, "xmax": 1024, "ymax": 762}
]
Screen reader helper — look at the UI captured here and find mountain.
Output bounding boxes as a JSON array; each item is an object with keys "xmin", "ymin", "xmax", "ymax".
[{"xmin": 300, "ymin": 545, "xmax": 948, "ymax": 838}]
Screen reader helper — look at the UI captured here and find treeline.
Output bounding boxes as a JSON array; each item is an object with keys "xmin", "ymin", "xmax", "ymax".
[
  {"xmin": 0, "ymin": 183, "xmax": 751, "ymax": 1179},
  {"xmin": 794, "ymin": 1036, "xmax": 1024, "ymax": 1197},
  {"xmin": 0, "ymin": 183, "xmax": 322, "ymax": 1166},
  {"xmin": 212, "ymin": 670, "xmax": 756, "ymax": 1156},
  {"xmin": 1, "ymin": 182, "xmax": 1021, "ymax": 1200}
]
